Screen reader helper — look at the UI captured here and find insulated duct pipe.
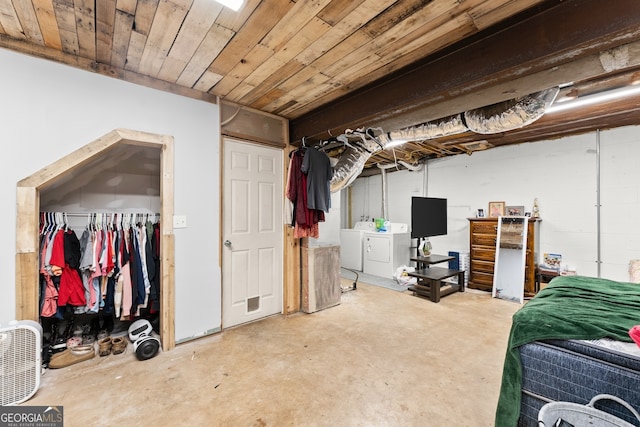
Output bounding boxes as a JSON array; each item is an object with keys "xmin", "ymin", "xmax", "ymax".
[
  {"xmin": 385, "ymin": 87, "xmax": 559, "ymax": 145},
  {"xmin": 330, "ymin": 144, "xmax": 368, "ymax": 192},
  {"xmin": 331, "ymin": 88, "xmax": 558, "ymax": 193},
  {"xmin": 330, "ymin": 129, "xmax": 384, "ymax": 193},
  {"xmin": 464, "ymin": 87, "xmax": 559, "ymax": 134},
  {"xmin": 388, "ymin": 114, "xmax": 468, "ymax": 142}
]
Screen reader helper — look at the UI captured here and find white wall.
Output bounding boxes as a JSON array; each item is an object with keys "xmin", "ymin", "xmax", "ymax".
[
  {"xmin": 349, "ymin": 126, "xmax": 640, "ymax": 282},
  {"xmin": 342, "ymin": 168, "xmax": 425, "ymax": 228},
  {"xmin": 0, "ymin": 49, "xmax": 220, "ymax": 342}
]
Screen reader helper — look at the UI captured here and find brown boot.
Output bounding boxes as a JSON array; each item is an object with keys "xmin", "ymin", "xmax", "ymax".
[
  {"xmin": 111, "ymin": 336, "xmax": 127, "ymax": 355},
  {"xmin": 98, "ymin": 337, "xmax": 112, "ymax": 357}
]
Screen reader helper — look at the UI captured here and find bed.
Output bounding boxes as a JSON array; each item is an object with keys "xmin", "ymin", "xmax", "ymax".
[{"xmin": 494, "ymin": 275, "xmax": 640, "ymax": 426}]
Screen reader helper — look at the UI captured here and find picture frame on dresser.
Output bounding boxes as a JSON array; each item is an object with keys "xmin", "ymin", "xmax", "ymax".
[
  {"xmin": 506, "ymin": 205, "xmax": 525, "ymax": 216},
  {"xmin": 488, "ymin": 201, "xmax": 505, "ymax": 217}
]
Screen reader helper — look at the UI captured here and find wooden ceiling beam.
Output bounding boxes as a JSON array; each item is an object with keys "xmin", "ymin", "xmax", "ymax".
[
  {"xmin": 0, "ymin": 35, "xmax": 218, "ymax": 103},
  {"xmin": 289, "ymin": 0, "xmax": 640, "ymax": 143}
]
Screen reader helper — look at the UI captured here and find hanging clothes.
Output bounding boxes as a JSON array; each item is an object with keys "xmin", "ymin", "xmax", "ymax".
[
  {"xmin": 38, "ymin": 224, "xmax": 86, "ymax": 316},
  {"xmin": 301, "ymin": 146, "xmax": 332, "ymax": 212},
  {"xmin": 58, "ymin": 229, "xmax": 85, "ymax": 307},
  {"xmin": 149, "ymin": 222, "xmax": 161, "ymax": 313},
  {"xmin": 39, "ymin": 233, "xmax": 58, "ymax": 318},
  {"xmin": 38, "ymin": 212, "xmax": 160, "ymax": 323},
  {"xmin": 286, "ymin": 145, "xmax": 333, "ymax": 238},
  {"xmin": 287, "ymin": 149, "xmax": 322, "ymax": 238}
]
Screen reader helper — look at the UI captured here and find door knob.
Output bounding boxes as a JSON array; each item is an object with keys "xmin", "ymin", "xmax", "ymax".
[{"xmin": 224, "ymin": 240, "xmax": 232, "ymax": 248}]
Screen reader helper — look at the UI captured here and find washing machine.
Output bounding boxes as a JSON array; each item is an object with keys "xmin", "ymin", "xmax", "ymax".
[
  {"xmin": 363, "ymin": 223, "xmax": 411, "ymax": 278},
  {"xmin": 339, "ymin": 221, "xmax": 377, "ymax": 271}
]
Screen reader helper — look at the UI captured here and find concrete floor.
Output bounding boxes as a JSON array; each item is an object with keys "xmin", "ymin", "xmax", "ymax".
[{"xmin": 27, "ymin": 281, "xmax": 520, "ymax": 426}]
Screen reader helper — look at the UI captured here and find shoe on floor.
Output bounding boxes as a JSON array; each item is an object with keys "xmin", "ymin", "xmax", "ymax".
[
  {"xmin": 98, "ymin": 337, "xmax": 112, "ymax": 357},
  {"xmin": 50, "ymin": 336, "xmax": 67, "ymax": 353},
  {"xmin": 49, "ymin": 348, "xmax": 95, "ymax": 369},
  {"xmin": 111, "ymin": 336, "xmax": 127, "ymax": 355}
]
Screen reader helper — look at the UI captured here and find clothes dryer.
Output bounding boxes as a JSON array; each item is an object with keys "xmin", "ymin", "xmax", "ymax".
[{"xmin": 363, "ymin": 223, "xmax": 411, "ymax": 278}]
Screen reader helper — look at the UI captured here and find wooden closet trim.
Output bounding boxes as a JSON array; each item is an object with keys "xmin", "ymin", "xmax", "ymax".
[{"xmin": 15, "ymin": 129, "xmax": 176, "ymax": 351}]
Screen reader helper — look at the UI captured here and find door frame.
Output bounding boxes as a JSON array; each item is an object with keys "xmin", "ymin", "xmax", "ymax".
[
  {"xmin": 15, "ymin": 129, "xmax": 176, "ymax": 351},
  {"xmin": 220, "ymin": 136, "xmax": 286, "ymax": 328},
  {"xmin": 220, "ymin": 101, "xmax": 300, "ymax": 317}
]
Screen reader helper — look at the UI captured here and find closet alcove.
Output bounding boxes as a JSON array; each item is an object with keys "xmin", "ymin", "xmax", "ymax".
[{"xmin": 15, "ymin": 129, "xmax": 176, "ymax": 351}]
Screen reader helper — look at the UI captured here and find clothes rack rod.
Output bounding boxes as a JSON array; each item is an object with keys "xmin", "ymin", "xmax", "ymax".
[{"xmin": 41, "ymin": 212, "xmax": 160, "ymax": 217}]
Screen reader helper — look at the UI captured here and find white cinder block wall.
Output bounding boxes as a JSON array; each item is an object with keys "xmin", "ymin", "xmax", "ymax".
[{"xmin": 344, "ymin": 126, "xmax": 640, "ymax": 282}]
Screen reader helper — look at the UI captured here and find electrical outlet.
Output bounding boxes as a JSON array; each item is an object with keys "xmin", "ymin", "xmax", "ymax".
[{"xmin": 173, "ymin": 215, "xmax": 187, "ymax": 228}]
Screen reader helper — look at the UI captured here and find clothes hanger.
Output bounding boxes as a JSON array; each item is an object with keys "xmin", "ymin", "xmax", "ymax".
[
  {"xmin": 39, "ymin": 212, "xmax": 46, "ymax": 235},
  {"xmin": 50, "ymin": 212, "xmax": 57, "ymax": 232},
  {"xmin": 301, "ymin": 136, "xmax": 310, "ymax": 151},
  {"xmin": 289, "ymin": 137, "xmax": 309, "ymax": 158},
  {"xmin": 43, "ymin": 212, "xmax": 50, "ymax": 233},
  {"xmin": 54, "ymin": 212, "xmax": 61, "ymax": 230}
]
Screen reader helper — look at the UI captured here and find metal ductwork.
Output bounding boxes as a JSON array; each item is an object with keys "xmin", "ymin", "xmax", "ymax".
[
  {"xmin": 329, "ymin": 129, "xmax": 384, "ymax": 193},
  {"xmin": 463, "ymin": 87, "xmax": 559, "ymax": 134},
  {"xmin": 388, "ymin": 114, "xmax": 468, "ymax": 142},
  {"xmin": 385, "ymin": 88, "xmax": 559, "ymax": 143},
  {"xmin": 329, "ymin": 87, "xmax": 559, "ymax": 190}
]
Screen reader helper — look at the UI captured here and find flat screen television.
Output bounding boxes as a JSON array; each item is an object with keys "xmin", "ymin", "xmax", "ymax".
[{"xmin": 411, "ymin": 197, "xmax": 447, "ymax": 238}]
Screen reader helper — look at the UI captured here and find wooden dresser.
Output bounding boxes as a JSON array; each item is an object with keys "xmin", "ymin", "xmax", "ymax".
[{"xmin": 468, "ymin": 217, "xmax": 540, "ymax": 296}]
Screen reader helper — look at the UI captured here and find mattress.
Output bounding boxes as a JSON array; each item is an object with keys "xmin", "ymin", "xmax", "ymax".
[
  {"xmin": 517, "ymin": 339, "xmax": 640, "ymax": 426},
  {"xmin": 495, "ymin": 276, "xmax": 640, "ymax": 427}
]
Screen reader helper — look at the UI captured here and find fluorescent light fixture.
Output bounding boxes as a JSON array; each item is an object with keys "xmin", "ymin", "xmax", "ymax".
[
  {"xmin": 546, "ymin": 84, "xmax": 640, "ymax": 114},
  {"xmin": 385, "ymin": 138, "xmax": 409, "ymax": 148},
  {"xmin": 214, "ymin": 0, "xmax": 243, "ymax": 11}
]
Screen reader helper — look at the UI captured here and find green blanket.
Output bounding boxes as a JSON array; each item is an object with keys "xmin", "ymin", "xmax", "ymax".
[{"xmin": 495, "ymin": 275, "xmax": 640, "ymax": 427}]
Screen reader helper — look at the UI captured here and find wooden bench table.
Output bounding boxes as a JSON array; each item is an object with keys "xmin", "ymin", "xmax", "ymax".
[
  {"xmin": 407, "ymin": 266, "xmax": 465, "ymax": 303},
  {"xmin": 410, "ymin": 254, "xmax": 455, "ymax": 269}
]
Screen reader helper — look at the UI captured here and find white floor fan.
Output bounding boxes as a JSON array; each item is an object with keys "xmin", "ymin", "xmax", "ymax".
[{"xmin": 0, "ymin": 320, "xmax": 42, "ymax": 405}]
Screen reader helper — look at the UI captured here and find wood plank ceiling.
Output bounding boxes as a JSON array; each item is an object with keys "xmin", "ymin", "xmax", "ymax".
[{"xmin": 1, "ymin": 0, "xmax": 640, "ymax": 171}]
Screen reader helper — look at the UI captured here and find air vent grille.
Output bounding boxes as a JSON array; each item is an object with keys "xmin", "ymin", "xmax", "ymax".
[{"xmin": 0, "ymin": 321, "xmax": 42, "ymax": 406}]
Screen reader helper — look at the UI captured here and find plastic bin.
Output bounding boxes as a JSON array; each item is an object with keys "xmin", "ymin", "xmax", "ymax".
[{"xmin": 538, "ymin": 394, "xmax": 640, "ymax": 427}]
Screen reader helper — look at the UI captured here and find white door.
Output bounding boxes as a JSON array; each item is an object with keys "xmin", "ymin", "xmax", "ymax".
[{"xmin": 222, "ymin": 138, "xmax": 283, "ymax": 328}]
